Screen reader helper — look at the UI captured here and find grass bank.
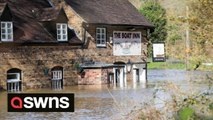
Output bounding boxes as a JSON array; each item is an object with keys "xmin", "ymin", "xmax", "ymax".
[
  {"xmin": 147, "ymin": 61, "xmax": 213, "ymax": 71},
  {"xmin": 147, "ymin": 62, "xmax": 186, "ymax": 70}
]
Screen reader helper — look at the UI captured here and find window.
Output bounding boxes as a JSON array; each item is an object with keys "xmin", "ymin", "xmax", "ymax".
[
  {"xmin": 52, "ymin": 70, "xmax": 63, "ymax": 89},
  {"xmin": 51, "ymin": 66, "xmax": 63, "ymax": 90},
  {"xmin": 7, "ymin": 73, "xmax": 20, "ymax": 81},
  {"xmin": 7, "ymin": 68, "xmax": 22, "ymax": 92},
  {"xmin": 52, "ymin": 70, "xmax": 62, "ymax": 80},
  {"xmin": 57, "ymin": 23, "xmax": 67, "ymax": 41},
  {"xmin": 96, "ymin": 28, "xmax": 106, "ymax": 47},
  {"xmin": 1, "ymin": 22, "xmax": 13, "ymax": 41}
]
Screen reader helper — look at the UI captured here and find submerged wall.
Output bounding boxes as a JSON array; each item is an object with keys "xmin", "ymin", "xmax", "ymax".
[{"xmin": 0, "ymin": 45, "xmax": 80, "ymax": 90}]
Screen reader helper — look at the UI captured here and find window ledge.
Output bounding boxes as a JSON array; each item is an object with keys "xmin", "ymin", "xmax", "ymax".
[
  {"xmin": 7, "ymin": 79, "xmax": 21, "ymax": 83},
  {"xmin": 96, "ymin": 45, "xmax": 107, "ymax": 48},
  {"xmin": 1, "ymin": 40, "xmax": 13, "ymax": 42},
  {"xmin": 57, "ymin": 40, "xmax": 69, "ymax": 43}
]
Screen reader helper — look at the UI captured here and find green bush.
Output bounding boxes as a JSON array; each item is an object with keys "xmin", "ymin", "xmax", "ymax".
[{"xmin": 178, "ymin": 107, "xmax": 195, "ymax": 120}]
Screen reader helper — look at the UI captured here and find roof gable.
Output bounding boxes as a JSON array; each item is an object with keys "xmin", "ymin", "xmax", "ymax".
[
  {"xmin": 0, "ymin": 0, "xmax": 81, "ymax": 44},
  {"xmin": 0, "ymin": 3, "xmax": 12, "ymax": 21},
  {"xmin": 65, "ymin": 0, "xmax": 154, "ymax": 28}
]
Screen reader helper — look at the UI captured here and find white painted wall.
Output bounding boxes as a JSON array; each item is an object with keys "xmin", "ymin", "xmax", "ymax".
[
  {"xmin": 132, "ymin": 64, "xmax": 147, "ymax": 84},
  {"xmin": 120, "ymin": 68, "xmax": 124, "ymax": 87},
  {"xmin": 113, "ymin": 67, "xmax": 126, "ymax": 87}
]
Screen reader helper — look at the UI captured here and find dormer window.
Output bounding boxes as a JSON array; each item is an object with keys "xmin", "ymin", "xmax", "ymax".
[
  {"xmin": 1, "ymin": 22, "xmax": 13, "ymax": 41},
  {"xmin": 57, "ymin": 23, "xmax": 68, "ymax": 41}
]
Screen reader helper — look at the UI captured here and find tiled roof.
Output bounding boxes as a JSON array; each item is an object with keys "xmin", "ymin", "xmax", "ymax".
[
  {"xmin": 81, "ymin": 62, "xmax": 126, "ymax": 68},
  {"xmin": 65, "ymin": 0, "xmax": 154, "ymax": 28},
  {"xmin": 81, "ymin": 62, "xmax": 114, "ymax": 68},
  {"xmin": 0, "ymin": 0, "xmax": 82, "ymax": 44},
  {"xmin": 35, "ymin": 7, "xmax": 61, "ymax": 21},
  {"xmin": 0, "ymin": 3, "xmax": 6, "ymax": 16}
]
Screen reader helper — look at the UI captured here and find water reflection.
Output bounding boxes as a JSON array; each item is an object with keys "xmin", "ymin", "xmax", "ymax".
[{"xmin": 0, "ymin": 70, "xmax": 212, "ymax": 120}]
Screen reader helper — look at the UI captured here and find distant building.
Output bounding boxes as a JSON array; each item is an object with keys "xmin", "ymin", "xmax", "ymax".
[{"xmin": 0, "ymin": 0, "xmax": 154, "ymax": 92}]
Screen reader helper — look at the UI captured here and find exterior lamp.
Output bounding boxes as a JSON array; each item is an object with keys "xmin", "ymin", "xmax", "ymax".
[{"xmin": 126, "ymin": 59, "xmax": 132, "ymax": 73}]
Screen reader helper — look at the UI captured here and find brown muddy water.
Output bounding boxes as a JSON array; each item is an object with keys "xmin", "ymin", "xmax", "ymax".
[{"xmin": 0, "ymin": 70, "xmax": 212, "ymax": 120}]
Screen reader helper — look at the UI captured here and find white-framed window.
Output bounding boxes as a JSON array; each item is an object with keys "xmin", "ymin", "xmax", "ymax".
[
  {"xmin": 1, "ymin": 22, "xmax": 13, "ymax": 41},
  {"xmin": 52, "ymin": 70, "xmax": 62, "ymax": 80},
  {"xmin": 7, "ymin": 73, "xmax": 21, "ymax": 92},
  {"xmin": 52, "ymin": 70, "xmax": 63, "ymax": 89},
  {"xmin": 57, "ymin": 23, "xmax": 68, "ymax": 41},
  {"xmin": 96, "ymin": 28, "xmax": 106, "ymax": 47},
  {"xmin": 7, "ymin": 73, "xmax": 20, "ymax": 82}
]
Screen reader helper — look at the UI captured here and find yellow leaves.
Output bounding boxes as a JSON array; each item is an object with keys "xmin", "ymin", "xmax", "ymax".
[{"xmin": 185, "ymin": 48, "xmax": 191, "ymax": 53}]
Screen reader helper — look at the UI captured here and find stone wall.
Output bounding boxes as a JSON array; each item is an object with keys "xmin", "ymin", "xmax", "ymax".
[
  {"xmin": 0, "ymin": 45, "xmax": 80, "ymax": 90},
  {"xmin": 101, "ymin": 68, "xmax": 114, "ymax": 84},
  {"xmin": 64, "ymin": 3, "xmax": 85, "ymax": 40},
  {"xmin": 78, "ymin": 26, "xmax": 148, "ymax": 64}
]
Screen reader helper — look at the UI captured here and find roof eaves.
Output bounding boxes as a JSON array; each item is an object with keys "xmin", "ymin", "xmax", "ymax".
[{"xmin": 86, "ymin": 22, "xmax": 155, "ymax": 29}]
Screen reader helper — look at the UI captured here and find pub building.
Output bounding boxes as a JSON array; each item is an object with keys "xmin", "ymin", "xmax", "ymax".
[{"xmin": 0, "ymin": 0, "xmax": 154, "ymax": 92}]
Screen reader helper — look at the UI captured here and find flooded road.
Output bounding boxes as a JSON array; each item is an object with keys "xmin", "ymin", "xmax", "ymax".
[{"xmin": 0, "ymin": 70, "xmax": 212, "ymax": 120}]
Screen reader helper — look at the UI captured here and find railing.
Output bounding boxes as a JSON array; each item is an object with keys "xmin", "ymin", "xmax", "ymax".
[
  {"xmin": 7, "ymin": 81, "xmax": 21, "ymax": 92},
  {"xmin": 52, "ymin": 79, "xmax": 62, "ymax": 90}
]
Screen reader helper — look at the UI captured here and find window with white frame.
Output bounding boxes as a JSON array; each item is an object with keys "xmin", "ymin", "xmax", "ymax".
[
  {"xmin": 1, "ymin": 22, "xmax": 13, "ymax": 41},
  {"xmin": 52, "ymin": 70, "xmax": 62, "ymax": 80},
  {"xmin": 7, "ymin": 73, "xmax": 21, "ymax": 92},
  {"xmin": 52, "ymin": 70, "xmax": 63, "ymax": 89},
  {"xmin": 57, "ymin": 23, "xmax": 68, "ymax": 41},
  {"xmin": 96, "ymin": 28, "xmax": 106, "ymax": 47},
  {"xmin": 7, "ymin": 73, "xmax": 20, "ymax": 81}
]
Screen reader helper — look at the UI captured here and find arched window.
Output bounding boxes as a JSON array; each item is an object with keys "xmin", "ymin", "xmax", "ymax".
[
  {"xmin": 7, "ymin": 68, "xmax": 22, "ymax": 92},
  {"xmin": 51, "ymin": 66, "xmax": 63, "ymax": 89}
]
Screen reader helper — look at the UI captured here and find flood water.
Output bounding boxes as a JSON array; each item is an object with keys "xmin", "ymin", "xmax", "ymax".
[{"xmin": 0, "ymin": 70, "xmax": 212, "ymax": 120}]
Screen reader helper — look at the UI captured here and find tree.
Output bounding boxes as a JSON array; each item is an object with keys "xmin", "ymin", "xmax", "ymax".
[
  {"xmin": 188, "ymin": 0, "xmax": 213, "ymax": 68},
  {"xmin": 190, "ymin": 0, "xmax": 213, "ymax": 45},
  {"xmin": 139, "ymin": 1, "xmax": 167, "ymax": 57}
]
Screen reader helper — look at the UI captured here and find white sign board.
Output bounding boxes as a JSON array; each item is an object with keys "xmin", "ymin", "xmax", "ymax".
[
  {"xmin": 153, "ymin": 43, "xmax": 165, "ymax": 62},
  {"xmin": 113, "ymin": 31, "xmax": 141, "ymax": 56}
]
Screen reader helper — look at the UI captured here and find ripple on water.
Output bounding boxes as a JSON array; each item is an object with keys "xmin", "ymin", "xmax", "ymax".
[{"xmin": 0, "ymin": 70, "xmax": 212, "ymax": 120}]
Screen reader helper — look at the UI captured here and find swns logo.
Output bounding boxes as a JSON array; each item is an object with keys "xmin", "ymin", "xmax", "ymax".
[{"xmin": 8, "ymin": 93, "xmax": 74, "ymax": 112}]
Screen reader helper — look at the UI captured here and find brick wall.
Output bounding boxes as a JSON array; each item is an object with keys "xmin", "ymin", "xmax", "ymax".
[
  {"xmin": 78, "ymin": 69, "xmax": 102, "ymax": 85},
  {"xmin": 78, "ymin": 67, "xmax": 114, "ymax": 85}
]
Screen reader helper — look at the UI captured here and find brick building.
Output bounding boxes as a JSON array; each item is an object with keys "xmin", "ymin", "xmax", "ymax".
[{"xmin": 0, "ymin": 0, "xmax": 154, "ymax": 92}]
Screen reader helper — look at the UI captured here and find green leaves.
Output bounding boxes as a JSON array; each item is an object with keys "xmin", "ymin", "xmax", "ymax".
[
  {"xmin": 139, "ymin": 1, "xmax": 167, "ymax": 43},
  {"xmin": 178, "ymin": 107, "xmax": 195, "ymax": 120},
  {"xmin": 209, "ymin": 103, "xmax": 213, "ymax": 111},
  {"xmin": 139, "ymin": 1, "xmax": 167, "ymax": 57}
]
